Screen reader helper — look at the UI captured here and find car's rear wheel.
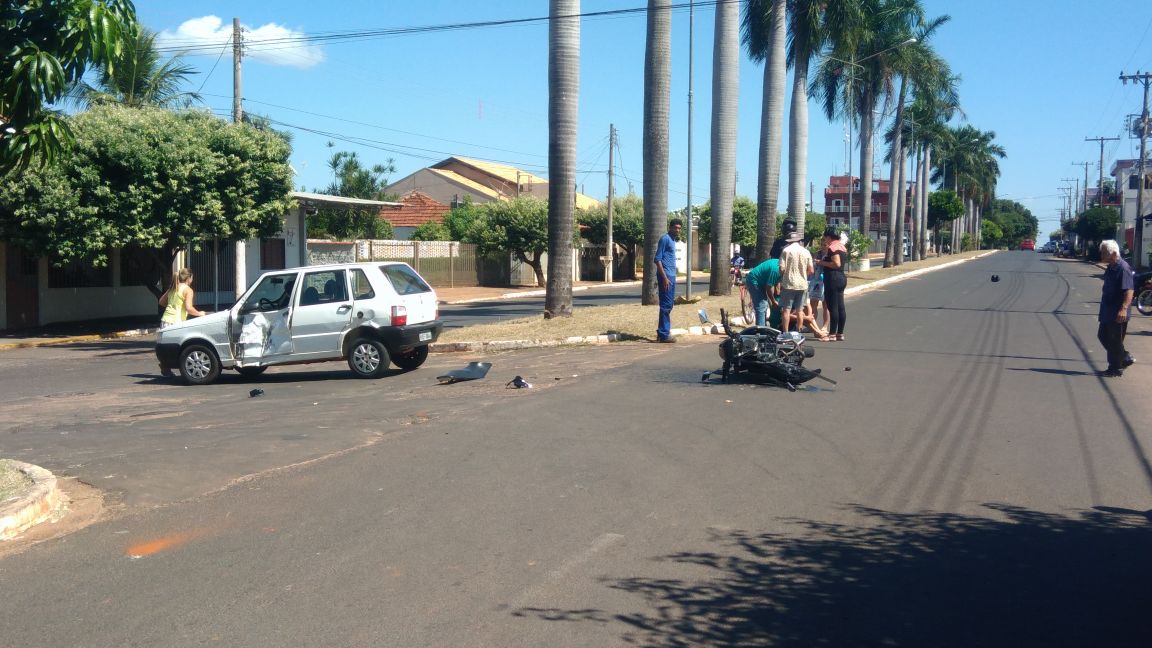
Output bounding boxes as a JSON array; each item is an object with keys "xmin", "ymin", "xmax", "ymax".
[
  {"xmin": 180, "ymin": 344, "xmax": 221, "ymax": 385},
  {"xmin": 236, "ymin": 366, "xmax": 268, "ymax": 379},
  {"xmin": 392, "ymin": 345, "xmax": 429, "ymax": 371},
  {"xmin": 348, "ymin": 338, "xmax": 390, "ymax": 378}
]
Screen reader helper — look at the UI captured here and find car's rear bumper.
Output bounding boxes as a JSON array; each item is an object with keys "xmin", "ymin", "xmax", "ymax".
[{"xmin": 379, "ymin": 320, "xmax": 443, "ymax": 352}]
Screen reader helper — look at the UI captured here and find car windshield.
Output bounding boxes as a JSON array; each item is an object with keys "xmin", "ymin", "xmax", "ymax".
[{"xmin": 242, "ymin": 273, "xmax": 298, "ymax": 312}]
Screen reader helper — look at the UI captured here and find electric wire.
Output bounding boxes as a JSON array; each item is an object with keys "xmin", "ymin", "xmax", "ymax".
[{"xmin": 152, "ymin": 1, "xmax": 732, "ymax": 54}]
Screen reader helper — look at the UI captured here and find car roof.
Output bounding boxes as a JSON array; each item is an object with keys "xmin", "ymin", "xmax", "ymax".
[{"xmin": 265, "ymin": 261, "xmax": 413, "ymax": 274}]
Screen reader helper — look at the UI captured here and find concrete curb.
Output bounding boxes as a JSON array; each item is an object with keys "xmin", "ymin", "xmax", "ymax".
[
  {"xmin": 0, "ymin": 461, "xmax": 61, "ymax": 540},
  {"xmin": 0, "ymin": 327, "xmax": 158, "ymax": 351},
  {"xmin": 442, "ymin": 281, "xmax": 644, "ymax": 304}
]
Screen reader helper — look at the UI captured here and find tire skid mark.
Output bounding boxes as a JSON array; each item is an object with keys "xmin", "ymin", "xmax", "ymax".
[{"xmin": 871, "ymin": 254, "xmax": 1026, "ymax": 511}]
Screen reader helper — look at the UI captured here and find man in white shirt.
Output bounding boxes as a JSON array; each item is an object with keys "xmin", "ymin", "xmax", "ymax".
[{"xmin": 777, "ymin": 231, "xmax": 813, "ymax": 332}]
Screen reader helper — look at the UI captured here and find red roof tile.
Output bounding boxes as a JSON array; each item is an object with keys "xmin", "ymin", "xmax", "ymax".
[{"xmin": 379, "ymin": 191, "xmax": 451, "ymax": 228}]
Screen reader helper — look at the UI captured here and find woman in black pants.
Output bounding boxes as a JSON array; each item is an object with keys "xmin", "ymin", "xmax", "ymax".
[{"xmin": 817, "ymin": 228, "xmax": 849, "ymax": 341}]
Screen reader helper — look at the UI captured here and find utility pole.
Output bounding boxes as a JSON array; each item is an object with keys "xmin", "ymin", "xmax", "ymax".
[
  {"xmin": 1121, "ymin": 71, "xmax": 1152, "ymax": 269},
  {"xmin": 1072, "ymin": 161, "xmax": 1092, "ymax": 212},
  {"xmin": 684, "ymin": 0, "xmax": 695, "ymax": 299},
  {"xmin": 605, "ymin": 124, "xmax": 615, "ymax": 284},
  {"xmin": 232, "ymin": 17, "xmax": 247, "ymax": 296},
  {"xmin": 1085, "ymin": 136, "xmax": 1118, "ymax": 209}
]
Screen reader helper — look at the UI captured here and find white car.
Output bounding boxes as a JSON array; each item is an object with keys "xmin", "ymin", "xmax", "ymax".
[{"xmin": 156, "ymin": 262, "xmax": 442, "ymax": 385}]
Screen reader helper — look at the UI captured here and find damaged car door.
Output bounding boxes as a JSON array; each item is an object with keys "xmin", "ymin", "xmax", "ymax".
[{"xmin": 232, "ymin": 271, "xmax": 298, "ymax": 364}]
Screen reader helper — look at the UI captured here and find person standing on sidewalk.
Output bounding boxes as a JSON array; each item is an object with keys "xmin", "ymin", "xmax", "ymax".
[
  {"xmin": 655, "ymin": 219, "xmax": 683, "ymax": 343},
  {"xmin": 817, "ymin": 227, "xmax": 849, "ymax": 341},
  {"xmin": 777, "ymin": 231, "xmax": 813, "ymax": 333},
  {"xmin": 1096, "ymin": 240, "xmax": 1134, "ymax": 378}
]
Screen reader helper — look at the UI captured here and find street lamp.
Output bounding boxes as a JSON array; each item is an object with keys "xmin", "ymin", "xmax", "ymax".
[{"xmin": 824, "ymin": 38, "xmax": 916, "ymax": 232}]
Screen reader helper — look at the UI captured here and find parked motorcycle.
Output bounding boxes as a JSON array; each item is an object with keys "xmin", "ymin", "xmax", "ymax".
[
  {"xmin": 701, "ymin": 309, "xmax": 836, "ymax": 391},
  {"xmin": 1136, "ymin": 270, "xmax": 1152, "ymax": 316}
]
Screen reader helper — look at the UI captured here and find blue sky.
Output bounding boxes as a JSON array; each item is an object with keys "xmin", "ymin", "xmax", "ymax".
[{"xmin": 136, "ymin": 1, "xmax": 1152, "ymax": 238}]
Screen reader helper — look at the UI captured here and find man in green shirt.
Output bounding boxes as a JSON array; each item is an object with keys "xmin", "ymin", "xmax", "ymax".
[{"xmin": 744, "ymin": 257, "xmax": 780, "ymax": 328}]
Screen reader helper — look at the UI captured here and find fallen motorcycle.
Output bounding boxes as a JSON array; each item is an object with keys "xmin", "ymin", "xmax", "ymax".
[
  {"xmin": 1135, "ymin": 270, "xmax": 1152, "ymax": 316},
  {"xmin": 701, "ymin": 309, "xmax": 836, "ymax": 391}
]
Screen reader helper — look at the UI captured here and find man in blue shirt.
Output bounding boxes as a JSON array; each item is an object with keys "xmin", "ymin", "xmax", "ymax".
[
  {"xmin": 1096, "ymin": 239, "xmax": 1135, "ymax": 377},
  {"xmin": 655, "ymin": 219, "xmax": 682, "ymax": 342}
]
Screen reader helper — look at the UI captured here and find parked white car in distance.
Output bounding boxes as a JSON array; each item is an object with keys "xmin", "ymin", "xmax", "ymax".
[{"xmin": 156, "ymin": 262, "xmax": 442, "ymax": 385}]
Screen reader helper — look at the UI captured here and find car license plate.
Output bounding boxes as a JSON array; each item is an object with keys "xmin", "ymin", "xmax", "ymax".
[{"xmin": 419, "ymin": 331, "xmax": 432, "ymax": 342}]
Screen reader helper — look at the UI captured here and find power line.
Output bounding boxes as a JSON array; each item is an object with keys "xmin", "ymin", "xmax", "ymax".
[
  {"xmin": 203, "ymin": 93, "xmax": 549, "ymax": 160},
  {"xmin": 153, "ymin": 1, "xmax": 729, "ymax": 55}
]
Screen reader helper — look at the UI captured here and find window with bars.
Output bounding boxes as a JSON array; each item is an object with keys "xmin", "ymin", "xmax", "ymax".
[
  {"xmin": 48, "ymin": 256, "xmax": 113, "ymax": 289},
  {"xmin": 261, "ymin": 238, "xmax": 286, "ymax": 270}
]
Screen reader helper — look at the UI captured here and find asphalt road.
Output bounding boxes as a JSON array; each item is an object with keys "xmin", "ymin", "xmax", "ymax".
[
  {"xmin": 439, "ymin": 277, "xmax": 712, "ymax": 329},
  {"xmin": 2, "ymin": 252, "xmax": 1151, "ymax": 647}
]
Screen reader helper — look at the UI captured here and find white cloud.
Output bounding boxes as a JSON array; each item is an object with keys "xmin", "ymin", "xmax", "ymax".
[{"xmin": 158, "ymin": 15, "xmax": 325, "ymax": 70}]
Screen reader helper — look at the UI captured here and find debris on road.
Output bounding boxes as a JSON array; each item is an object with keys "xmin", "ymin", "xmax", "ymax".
[
  {"xmin": 437, "ymin": 361, "xmax": 492, "ymax": 385},
  {"xmin": 506, "ymin": 376, "xmax": 532, "ymax": 389},
  {"xmin": 249, "ymin": 389, "xmax": 264, "ymax": 398}
]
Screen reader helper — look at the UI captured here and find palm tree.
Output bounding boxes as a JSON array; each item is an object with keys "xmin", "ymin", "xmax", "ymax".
[
  {"xmin": 819, "ymin": 0, "xmax": 920, "ymax": 241},
  {"xmin": 934, "ymin": 125, "xmax": 1004, "ymax": 251},
  {"xmin": 709, "ymin": 0, "xmax": 740, "ymax": 295},
  {"xmin": 641, "ymin": 0, "xmax": 671, "ymax": 306},
  {"xmin": 544, "ymin": 0, "xmax": 580, "ymax": 318},
  {"xmin": 743, "ymin": 0, "xmax": 787, "ymax": 261},
  {"xmin": 786, "ymin": 0, "xmax": 826, "ymax": 233},
  {"xmin": 74, "ymin": 26, "xmax": 202, "ymax": 109},
  {"xmin": 881, "ymin": 17, "xmax": 950, "ymax": 266},
  {"xmin": 904, "ymin": 66, "xmax": 960, "ymax": 258}
]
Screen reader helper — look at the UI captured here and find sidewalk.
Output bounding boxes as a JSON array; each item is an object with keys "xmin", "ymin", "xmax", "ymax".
[
  {"xmin": 0, "ymin": 280, "xmax": 644, "ymax": 350},
  {"xmin": 0, "ymin": 252, "xmax": 969, "ymax": 351}
]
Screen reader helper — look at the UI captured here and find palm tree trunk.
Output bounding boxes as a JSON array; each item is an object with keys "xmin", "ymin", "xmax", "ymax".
[
  {"xmin": 858, "ymin": 87, "xmax": 876, "ymax": 240},
  {"xmin": 641, "ymin": 0, "xmax": 670, "ymax": 306},
  {"xmin": 709, "ymin": 0, "xmax": 739, "ymax": 295},
  {"xmin": 545, "ymin": 0, "xmax": 580, "ymax": 317},
  {"xmin": 920, "ymin": 144, "xmax": 932, "ymax": 257},
  {"xmin": 787, "ymin": 50, "xmax": 810, "ymax": 232},
  {"xmin": 755, "ymin": 0, "xmax": 786, "ymax": 262},
  {"xmin": 910, "ymin": 146, "xmax": 920, "ymax": 261},
  {"xmin": 885, "ymin": 80, "xmax": 907, "ymax": 267}
]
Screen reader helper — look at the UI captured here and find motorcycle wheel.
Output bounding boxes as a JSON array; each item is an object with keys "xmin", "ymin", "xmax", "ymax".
[{"xmin": 1137, "ymin": 288, "xmax": 1152, "ymax": 316}]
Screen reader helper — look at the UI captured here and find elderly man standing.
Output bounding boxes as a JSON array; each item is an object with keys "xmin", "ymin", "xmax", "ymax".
[
  {"xmin": 778, "ymin": 230, "xmax": 813, "ymax": 333},
  {"xmin": 1097, "ymin": 239, "xmax": 1135, "ymax": 378}
]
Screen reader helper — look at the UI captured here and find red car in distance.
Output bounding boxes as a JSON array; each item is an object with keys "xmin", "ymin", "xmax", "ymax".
[{"xmin": 1020, "ymin": 239, "xmax": 1035, "ymax": 251}]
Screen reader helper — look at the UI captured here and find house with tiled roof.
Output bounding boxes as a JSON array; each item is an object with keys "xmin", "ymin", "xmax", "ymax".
[
  {"xmin": 379, "ymin": 191, "xmax": 451, "ymax": 239},
  {"xmin": 384, "ymin": 156, "xmax": 600, "ymax": 211}
]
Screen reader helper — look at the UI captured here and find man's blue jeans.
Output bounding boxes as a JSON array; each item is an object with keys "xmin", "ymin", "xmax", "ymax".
[
  {"xmin": 657, "ymin": 281, "xmax": 675, "ymax": 339},
  {"xmin": 749, "ymin": 284, "xmax": 770, "ymax": 327}
]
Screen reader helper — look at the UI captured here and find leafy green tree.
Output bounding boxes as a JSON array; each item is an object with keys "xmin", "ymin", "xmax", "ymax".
[
  {"xmin": 578, "ymin": 193, "xmax": 644, "ymax": 271},
  {"xmin": 1, "ymin": 0, "xmax": 138, "ymax": 174},
  {"xmin": 443, "ymin": 196, "xmax": 483, "ymax": 241},
  {"xmin": 469, "ymin": 197, "xmax": 552, "ymax": 287},
  {"xmin": 309, "ymin": 148, "xmax": 397, "ymax": 239},
  {"xmin": 409, "ymin": 221, "xmax": 450, "ymax": 241},
  {"xmin": 695, "ymin": 196, "xmax": 758, "ymax": 248},
  {"xmin": 0, "ymin": 105, "xmax": 293, "ymax": 296},
  {"xmin": 980, "ymin": 219, "xmax": 1003, "ymax": 248},
  {"xmin": 1074, "ymin": 207, "xmax": 1120, "ymax": 255},
  {"xmin": 72, "ymin": 26, "xmax": 201, "ymax": 109},
  {"xmin": 928, "ymin": 190, "xmax": 964, "ymax": 228},
  {"xmin": 984, "ymin": 199, "xmax": 1037, "ymax": 248}
]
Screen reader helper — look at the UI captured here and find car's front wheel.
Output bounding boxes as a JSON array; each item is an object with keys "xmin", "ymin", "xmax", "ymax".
[
  {"xmin": 348, "ymin": 338, "xmax": 390, "ymax": 378},
  {"xmin": 180, "ymin": 344, "xmax": 221, "ymax": 385},
  {"xmin": 391, "ymin": 345, "xmax": 429, "ymax": 371}
]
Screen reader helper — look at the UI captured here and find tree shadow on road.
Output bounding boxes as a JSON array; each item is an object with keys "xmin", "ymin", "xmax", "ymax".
[{"xmin": 516, "ymin": 504, "xmax": 1152, "ymax": 647}]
